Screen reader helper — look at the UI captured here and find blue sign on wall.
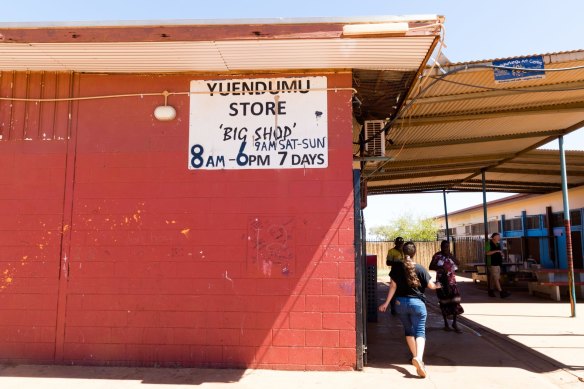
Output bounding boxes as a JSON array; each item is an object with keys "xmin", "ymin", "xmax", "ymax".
[{"xmin": 493, "ymin": 55, "xmax": 545, "ymax": 83}]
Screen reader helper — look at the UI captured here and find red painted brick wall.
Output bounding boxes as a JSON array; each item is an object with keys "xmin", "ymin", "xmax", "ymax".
[
  {"xmin": 0, "ymin": 142, "xmax": 66, "ymax": 363},
  {"xmin": 0, "ymin": 71, "xmax": 74, "ymax": 363},
  {"xmin": 0, "ymin": 71, "xmax": 356, "ymax": 370}
]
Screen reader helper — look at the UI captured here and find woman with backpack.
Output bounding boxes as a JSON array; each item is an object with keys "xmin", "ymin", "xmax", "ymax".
[{"xmin": 379, "ymin": 241, "xmax": 441, "ymax": 379}]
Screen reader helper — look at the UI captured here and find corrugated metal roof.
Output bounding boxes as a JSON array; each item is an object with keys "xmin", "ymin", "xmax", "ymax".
[
  {"xmin": 385, "ymin": 138, "xmax": 544, "ymax": 162},
  {"xmin": 405, "ymin": 62, "xmax": 584, "ymax": 118},
  {"xmin": 0, "ymin": 37, "xmax": 436, "ymax": 73},
  {"xmin": 389, "ymin": 113, "xmax": 581, "ymax": 144},
  {"xmin": 0, "ymin": 17, "xmax": 441, "ymax": 73},
  {"xmin": 407, "ymin": 89, "xmax": 584, "ymax": 118},
  {"xmin": 0, "ymin": 17, "xmax": 441, "ymax": 146},
  {"xmin": 445, "ymin": 49, "xmax": 584, "ymax": 68},
  {"xmin": 216, "ymin": 38, "xmax": 435, "ymax": 70},
  {"xmin": 362, "ymin": 50, "xmax": 584, "ymax": 195},
  {"xmin": 352, "ymin": 68, "xmax": 419, "ymax": 123}
]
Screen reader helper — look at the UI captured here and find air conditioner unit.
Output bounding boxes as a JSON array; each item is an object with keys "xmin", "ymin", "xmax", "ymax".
[{"xmin": 364, "ymin": 120, "xmax": 386, "ymax": 157}]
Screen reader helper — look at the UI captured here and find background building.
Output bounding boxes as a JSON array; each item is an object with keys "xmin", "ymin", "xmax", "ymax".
[{"xmin": 436, "ymin": 185, "xmax": 584, "ymax": 269}]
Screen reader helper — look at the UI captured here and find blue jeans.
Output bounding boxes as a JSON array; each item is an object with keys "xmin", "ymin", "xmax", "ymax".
[{"xmin": 395, "ymin": 296, "xmax": 427, "ymax": 338}]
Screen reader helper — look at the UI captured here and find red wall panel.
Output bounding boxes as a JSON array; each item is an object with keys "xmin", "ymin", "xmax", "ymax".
[
  {"xmin": 0, "ymin": 71, "xmax": 356, "ymax": 370},
  {"xmin": 0, "ymin": 141, "xmax": 68, "ymax": 363},
  {"xmin": 0, "ymin": 73, "xmax": 74, "ymax": 364}
]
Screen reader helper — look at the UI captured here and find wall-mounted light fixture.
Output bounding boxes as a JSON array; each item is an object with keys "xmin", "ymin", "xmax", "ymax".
[{"xmin": 154, "ymin": 90, "xmax": 176, "ymax": 121}]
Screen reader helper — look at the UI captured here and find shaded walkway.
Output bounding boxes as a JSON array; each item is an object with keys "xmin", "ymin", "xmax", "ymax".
[
  {"xmin": 449, "ymin": 274, "xmax": 584, "ymax": 375},
  {"xmin": 367, "ymin": 273, "xmax": 584, "ymax": 386}
]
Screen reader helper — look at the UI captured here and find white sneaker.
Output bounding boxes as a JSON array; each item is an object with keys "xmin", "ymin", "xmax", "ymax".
[{"xmin": 412, "ymin": 357, "xmax": 427, "ymax": 378}]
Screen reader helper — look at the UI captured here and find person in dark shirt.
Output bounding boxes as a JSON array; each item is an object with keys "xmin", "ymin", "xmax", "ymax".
[
  {"xmin": 486, "ymin": 232, "xmax": 510, "ymax": 298},
  {"xmin": 379, "ymin": 241, "xmax": 441, "ymax": 379},
  {"xmin": 386, "ymin": 236, "xmax": 405, "ymax": 315},
  {"xmin": 432, "ymin": 241, "xmax": 464, "ymax": 332}
]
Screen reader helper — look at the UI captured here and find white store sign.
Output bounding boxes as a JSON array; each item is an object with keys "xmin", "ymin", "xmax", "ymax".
[{"xmin": 188, "ymin": 76, "xmax": 328, "ymax": 170}]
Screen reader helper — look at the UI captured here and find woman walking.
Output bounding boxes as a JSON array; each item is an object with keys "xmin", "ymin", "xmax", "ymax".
[
  {"xmin": 379, "ymin": 241, "xmax": 441, "ymax": 378},
  {"xmin": 431, "ymin": 240, "xmax": 464, "ymax": 332}
]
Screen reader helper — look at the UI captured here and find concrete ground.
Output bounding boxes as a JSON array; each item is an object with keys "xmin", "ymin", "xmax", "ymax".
[{"xmin": 1, "ymin": 274, "xmax": 583, "ymax": 388}]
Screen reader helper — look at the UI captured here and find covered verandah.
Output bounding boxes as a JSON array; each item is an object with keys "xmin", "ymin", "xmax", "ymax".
[{"xmin": 352, "ymin": 50, "xmax": 584, "ymax": 347}]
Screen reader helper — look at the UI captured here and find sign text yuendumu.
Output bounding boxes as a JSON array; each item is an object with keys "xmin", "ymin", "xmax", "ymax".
[{"xmin": 189, "ymin": 76, "xmax": 328, "ymax": 170}]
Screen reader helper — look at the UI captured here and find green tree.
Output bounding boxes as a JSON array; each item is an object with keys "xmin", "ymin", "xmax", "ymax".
[{"xmin": 369, "ymin": 212, "xmax": 438, "ymax": 241}]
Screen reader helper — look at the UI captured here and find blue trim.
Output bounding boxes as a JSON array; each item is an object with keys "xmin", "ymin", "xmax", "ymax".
[
  {"xmin": 581, "ymin": 209, "xmax": 584, "ymax": 259},
  {"xmin": 521, "ymin": 210, "xmax": 528, "ymax": 240},
  {"xmin": 540, "ymin": 239, "xmax": 553, "ymax": 268},
  {"xmin": 467, "ymin": 207, "xmax": 584, "ymax": 270}
]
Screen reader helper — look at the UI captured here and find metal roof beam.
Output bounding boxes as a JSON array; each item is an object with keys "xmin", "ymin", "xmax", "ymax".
[
  {"xmin": 451, "ymin": 187, "xmax": 549, "ymax": 194},
  {"xmin": 410, "ymin": 79, "xmax": 584, "ymax": 105},
  {"xmin": 385, "ymin": 129, "xmax": 567, "ymax": 150},
  {"xmin": 393, "ymin": 104, "xmax": 584, "ymax": 126},
  {"xmin": 369, "ymin": 180, "xmax": 470, "ymax": 191},
  {"xmin": 522, "ymin": 150, "xmax": 584, "ymax": 157},
  {"xmin": 368, "ymin": 184, "xmax": 551, "ymax": 195},
  {"xmin": 367, "ymin": 153, "xmax": 509, "ymax": 168},
  {"xmin": 451, "ymin": 117, "xmax": 584, "ymax": 190},
  {"xmin": 446, "ymin": 187, "xmax": 548, "ymax": 194},
  {"xmin": 365, "ymin": 162, "xmax": 490, "ymax": 175},
  {"xmin": 489, "ymin": 167, "xmax": 584, "ymax": 177},
  {"xmin": 506, "ymin": 158, "xmax": 584, "ymax": 167},
  {"xmin": 367, "ymin": 167, "xmax": 478, "ymax": 181},
  {"xmin": 368, "ymin": 178, "xmax": 583, "ymax": 193},
  {"xmin": 464, "ymin": 179, "xmax": 563, "ymax": 187},
  {"xmin": 516, "ymin": 157, "xmax": 584, "ymax": 164}
]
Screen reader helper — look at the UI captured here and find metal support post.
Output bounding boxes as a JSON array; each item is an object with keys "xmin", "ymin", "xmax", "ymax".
[
  {"xmin": 559, "ymin": 136, "xmax": 576, "ymax": 317},
  {"xmin": 443, "ymin": 189, "xmax": 450, "ymax": 242},
  {"xmin": 482, "ymin": 170, "xmax": 491, "ymax": 292}
]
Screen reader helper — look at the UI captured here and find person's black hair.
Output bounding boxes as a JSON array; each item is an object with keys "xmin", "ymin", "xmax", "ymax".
[
  {"xmin": 491, "ymin": 232, "xmax": 500, "ymax": 239},
  {"xmin": 402, "ymin": 241, "xmax": 416, "ymax": 257}
]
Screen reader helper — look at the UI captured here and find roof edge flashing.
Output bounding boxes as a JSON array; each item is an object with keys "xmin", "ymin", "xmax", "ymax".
[{"xmin": 0, "ymin": 15, "xmax": 443, "ymax": 30}]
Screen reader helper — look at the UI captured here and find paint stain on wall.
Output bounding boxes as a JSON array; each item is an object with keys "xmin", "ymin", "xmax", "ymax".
[{"xmin": 1, "ymin": 268, "xmax": 14, "ymax": 290}]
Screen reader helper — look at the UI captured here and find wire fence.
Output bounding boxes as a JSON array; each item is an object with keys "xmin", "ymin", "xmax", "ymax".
[{"xmin": 451, "ymin": 236, "xmax": 486, "ymax": 270}]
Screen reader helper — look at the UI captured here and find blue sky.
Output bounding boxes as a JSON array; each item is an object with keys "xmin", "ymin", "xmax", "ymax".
[
  {"xmin": 3, "ymin": 0, "xmax": 584, "ymax": 227},
  {"xmin": 3, "ymin": 0, "xmax": 584, "ymax": 63}
]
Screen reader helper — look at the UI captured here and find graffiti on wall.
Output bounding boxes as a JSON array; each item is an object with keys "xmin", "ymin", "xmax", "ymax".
[{"xmin": 247, "ymin": 216, "xmax": 295, "ymax": 277}]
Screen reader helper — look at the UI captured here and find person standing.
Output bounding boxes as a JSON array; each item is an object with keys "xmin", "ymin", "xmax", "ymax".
[
  {"xmin": 431, "ymin": 240, "xmax": 464, "ymax": 332},
  {"xmin": 379, "ymin": 241, "xmax": 441, "ymax": 379},
  {"xmin": 386, "ymin": 237, "xmax": 405, "ymax": 315},
  {"xmin": 486, "ymin": 232, "xmax": 510, "ymax": 298},
  {"xmin": 386, "ymin": 237, "xmax": 405, "ymax": 265}
]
